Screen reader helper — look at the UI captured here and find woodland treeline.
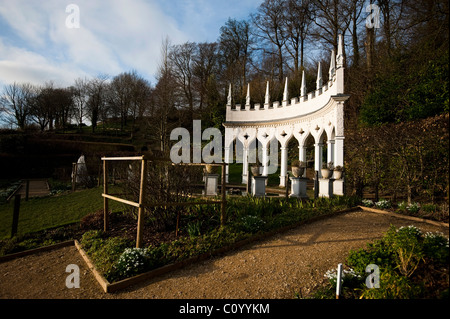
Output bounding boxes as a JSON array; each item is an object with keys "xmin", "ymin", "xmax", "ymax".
[{"xmin": 1, "ymin": 0, "xmax": 448, "ymax": 201}]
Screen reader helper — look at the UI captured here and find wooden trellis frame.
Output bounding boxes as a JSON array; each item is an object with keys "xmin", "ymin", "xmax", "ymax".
[{"xmin": 101, "ymin": 156, "xmax": 227, "ymax": 248}]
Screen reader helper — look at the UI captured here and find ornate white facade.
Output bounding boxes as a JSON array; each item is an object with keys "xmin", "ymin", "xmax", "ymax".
[{"xmin": 223, "ymin": 35, "xmax": 350, "ymax": 196}]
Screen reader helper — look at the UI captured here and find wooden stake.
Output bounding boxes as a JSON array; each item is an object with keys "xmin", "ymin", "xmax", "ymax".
[
  {"xmin": 221, "ymin": 164, "xmax": 226, "ymax": 227},
  {"xmin": 336, "ymin": 263, "xmax": 343, "ymax": 299},
  {"xmin": 103, "ymin": 160, "xmax": 109, "ymax": 232},
  {"xmin": 11, "ymin": 194, "xmax": 21, "ymax": 238},
  {"xmin": 136, "ymin": 159, "xmax": 147, "ymax": 248},
  {"xmin": 175, "ymin": 210, "xmax": 181, "ymax": 237},
  {"xmin": 285, "ymin": 175, "xmax": 289, "ymax": 199},
  {"xmin": 72, "ymin": 163, "xmax": 77, "ymax": 192},
  {"xmin": 25, "ymin": 180, "xmax": 30, "ymax": 201}
]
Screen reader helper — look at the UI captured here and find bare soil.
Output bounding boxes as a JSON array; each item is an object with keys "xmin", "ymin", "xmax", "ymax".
[{"xmin": 0, "ymin": 210, "xmax": 447, "ymax": 299}]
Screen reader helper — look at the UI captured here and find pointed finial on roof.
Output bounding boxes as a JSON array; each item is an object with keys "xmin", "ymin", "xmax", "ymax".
[
  {"xmin": 227, "ymin": 83, "xmax": 232, "ymax": 106},
  {"xmin": 283, "ymin": 77, "xmax": 289, "ymax": 101},
  {"xmin": 337, "ymin": 34, "xmax": 344, "ymax": 67},
  {"xmin": 246, "ymin": 83, "xmax": 250, "ymax": 106},
  {"xmin": 265, "ymin": 81, "xmax": 270, "ymax": 104},
  {"xmin": 300, "ymin": 70, "xmax": 306, "ymax": 97},
  {"xmin": 329, "ymin": 49, "xmax": 336, "ymax": 79},
  {"xmin": 316, "ymin": 62, "xmax": 322, "ymax": 90}
]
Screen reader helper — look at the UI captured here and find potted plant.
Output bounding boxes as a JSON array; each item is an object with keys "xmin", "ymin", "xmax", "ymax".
[
  {"xmin": 291, "ymin": 160, "xmax": 305, "ymax": 178},
  {"xmin": 334, "ymin": 165, "xmax": 343, "ymax": 180},
  {"xmin": 321, "ymin": 161, "xmax": 334, "ymax": 179},
  {"xmin": 251, "ymin": 158, "xmax": 261, "ymax": 177}
]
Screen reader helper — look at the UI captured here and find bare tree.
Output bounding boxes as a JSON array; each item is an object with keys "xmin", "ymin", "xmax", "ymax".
[
  {"xmin": 346, "ymin": 0, "xmax": 365, "ymax": 67},
  {"xmin": 193, "ymin": 42, "xmax": 219, "ymax": 112},
  {"xmin": 169, "ymin": 42, "xmax": 197, "ymax": 122},
  {"xmin": 71, "ymin": 77, "xmax": 89, "ymax": 130},
  {"xmin": 29, "ymin": 83, "xmax": 52, "ymax": 131},
  {"xmin": 219, "ymin": 18, "xmax": 252, "ymax": 103},
  {"xmin": 251, "ymin": 0, "xmax": 287, "ymax": 83},
  {"xmin": 108, "ymin": 72, "xmax": 135, "ymax": 131},
  {"xmin": 284, "ymin": 0, "xmax": 313, "ymax": 73},
  {"xmin": 52, "ymin": 87, "xmax": 74, "ymax": 131},
  {"xmin": 86, "ymin": 75, "xmax": 109, "ymax": 133},
  {"xmin": 153, "ymin": 37, "xmax": 178, "ymax": 154},
  {"xmin": 0, "ymin": 82, "xmax": 34, "ymax": 130},
  {"xmin": 129, "ymin": 72, "xmax": 152, "ymax": 137},
  {"xmin": 311, "ymin": 0, "xmax": 351, "ymax": 53}
]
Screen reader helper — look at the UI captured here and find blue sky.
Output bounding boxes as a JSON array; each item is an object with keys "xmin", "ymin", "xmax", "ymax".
[{"xmin": 0, "ymin": 0, "xmax": 262, "ymax": 87}]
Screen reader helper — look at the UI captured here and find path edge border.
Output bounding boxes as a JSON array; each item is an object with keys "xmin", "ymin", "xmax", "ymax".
[
  {"xmin": 358, "ymin": 206, "xmax": 449, "ymax": 228},
  {"xmin": 0, "ymin": 240, "xmax": 74, "ymax": 264}
]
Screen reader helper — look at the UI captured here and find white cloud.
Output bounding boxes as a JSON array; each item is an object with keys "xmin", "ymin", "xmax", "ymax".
[
  {"xmin": 0, "ymin": 38, "xmax": 85, "ymax": 86},
  {"xmin": 0, "ymin": 0, "xmax": 261, "ymax": 87},
  {"xmin": 0, "ymin": 0, "xmax": 49, "ymax": 48}
]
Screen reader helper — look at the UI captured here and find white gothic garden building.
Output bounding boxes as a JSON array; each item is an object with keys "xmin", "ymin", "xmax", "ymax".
[{"xmin": 223, "ymin": 35, "xmax": 350, "ymax": 197}]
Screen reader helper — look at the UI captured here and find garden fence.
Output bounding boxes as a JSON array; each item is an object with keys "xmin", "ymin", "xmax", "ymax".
[{"xmin": 101, "ymin": 156, "xmax": 227, "ymax": 248}]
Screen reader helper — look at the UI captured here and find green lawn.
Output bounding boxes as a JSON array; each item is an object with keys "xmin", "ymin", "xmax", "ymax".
[{"xmin": 0, "ymin": 187, "xmax": 125, "ymax": 239}]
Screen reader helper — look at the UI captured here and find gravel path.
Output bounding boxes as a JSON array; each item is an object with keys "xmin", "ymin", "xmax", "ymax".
[{"xmin": 0, "ymin": 210, "xmax": 447, "ymax": 299}]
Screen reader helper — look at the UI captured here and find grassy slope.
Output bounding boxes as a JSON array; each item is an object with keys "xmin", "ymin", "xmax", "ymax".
[{"xmin": 0, "ymin": 187, "xmax": 124, "ymax": 239}]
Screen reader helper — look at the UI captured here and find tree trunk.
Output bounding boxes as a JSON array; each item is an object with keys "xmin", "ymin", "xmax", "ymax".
[{"xmin": 365, "ymin": 26, "xmax": 375, "ymax": 70}]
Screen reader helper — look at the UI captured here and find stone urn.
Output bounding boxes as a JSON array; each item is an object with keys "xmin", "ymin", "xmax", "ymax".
[
  {"xmin": 321, "ymin": 162, "xmax": 334, "ymax": 179},
  {"xmin": 334, "ymin": 166, "xmax": 343, "ymax": 180},
  {"xmin": 321, "ymin": 168, "xmax": 331, "ymax": 179},
  {"xmin": 251, "ymin": 165, "xmax": 261, "ymax": 177},
  {"xmin": 292, "ymin": 167, "xmax": 304, "ymax": 178}
]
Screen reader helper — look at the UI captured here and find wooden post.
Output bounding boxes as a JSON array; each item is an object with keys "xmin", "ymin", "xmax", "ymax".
[
  {"xmin": 285, "ymin": 175, "xmax": 289, "ymax": 199},
  {"xmin": 11, "ymin": 194, "xmax": 21, "ymax": 238},
  {"xmin": 97, "ymin": 163, "xmax": 102, "ymax": 187},
  {"xmin": 136, "ymin": 158, "xmax": 147, "ymax": 248},
  {"xmin": 175, "ymin": 210, "xmax": 181, "ymax": 237},
  {"xmin": 25, "ymin": 180, "xmax": 30, "ymax": 201},
  {"xmin": 72, "ymin": 163, "xmax": 77, "ymax": 192},
  {"xmin": 103, "ymin": 160, "xmax": 109, "ymax": 232},
  {"xmin": 221, "ymin": 164, "xmax": 226, "ymax": 226}
]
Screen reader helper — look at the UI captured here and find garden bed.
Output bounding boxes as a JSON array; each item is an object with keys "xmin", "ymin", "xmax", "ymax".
[
  {"xmin": 74, "ymin": 196, "xmax": 362, "ymax": 292},
  {"xmin": 313, "ymin": 224, "xmax": 449, "ymax": 299},
  {"xmin": 76, "ymin": 206, "xmax": 361, "ymax": 293}
]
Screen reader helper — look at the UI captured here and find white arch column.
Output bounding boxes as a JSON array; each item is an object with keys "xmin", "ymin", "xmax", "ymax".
[
  {"xmin": 314, "ymin": 142, "xmax": 323, "ymax": 178},
  {"xmin": 327, "ymin": 140, "xmax": 335, "ymax": 166},
  {"xmin": 242, "ymin": 146, "xmax": 249, "ymax": 184},
  {"xmin": 262, "ymin": 144, "xmax": 269, "ymax": 176},
  {"xmin": 298, "ymin": 144, "xmax": 307, "ymax": 178},
  {"xmin": 334, "ymin": 137, "xmax": 344, "ymax": 167},
  {"xmin": 279, "ymin": 146, "xmax": 288, "ymax": 187},
  {"xmin": 333, "ymin": 136, "xmax": 345, "ymax": 195},
  {"xmin": 224, "ymin": 146, "xmax": 231, "ymax": 183}
]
